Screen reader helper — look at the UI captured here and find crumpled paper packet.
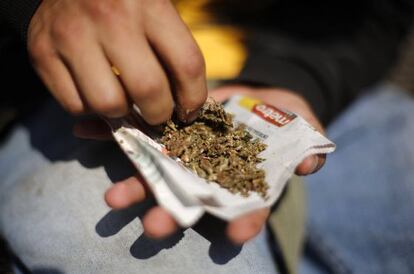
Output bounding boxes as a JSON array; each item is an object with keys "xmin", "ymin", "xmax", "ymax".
[{"xmin": 105, "ymin": 95, "xmax": 336, "ymax": 227}]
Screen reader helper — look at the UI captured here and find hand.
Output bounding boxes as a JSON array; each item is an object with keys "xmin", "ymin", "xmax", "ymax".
[
  {"xmin": 28, "ymin": 0, "xmax": 207, "ymax": 124},
  {"xmin": 74, "ymin": 85, "xmax": 326, "ymax": 244},
  {"xmin": 209, "ymin": 85, "xmax": 326, "ymax": 175}
]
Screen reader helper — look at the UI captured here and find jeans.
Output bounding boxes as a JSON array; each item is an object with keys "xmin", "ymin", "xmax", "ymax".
[
  {"xmin": 0, "ymin": 101, "xmax": 277, "ymax": 273},
  {"xmin": 1, "ymin": 84, "xmax": 414, "ymax": 274},
  {"xmin": 301, "ymin": 84, "xmax": 414, "ymax": 274}
]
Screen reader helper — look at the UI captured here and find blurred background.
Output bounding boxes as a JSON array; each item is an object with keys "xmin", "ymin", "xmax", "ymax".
[
  {"xmin": 1, "ymin": 30, "xmax": 414, "ymax": 274},
  {"xmin": 1, "ymin": 0, "xmax": 414, "ymax": 273}
]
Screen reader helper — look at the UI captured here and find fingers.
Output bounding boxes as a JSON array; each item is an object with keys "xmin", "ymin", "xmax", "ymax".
[
  {"xmin": 73, "ymin": 119, "xmax": 112, "ymax": 140},
  {"xmin": 106, "ymin": 174, "xmax": 270, "ymax": 242},
  {"xmin": 227, "ymin": 208, "xmax": 270, "ymax": 245},
  {"xmin": 143, "ymin": 207, "xmax": 178, "ymax": 239},
  {"xmin": 58, "ymin": 36, "xmax": 129, "ymax": 118},
  {"xmin": 145, "ymin": 1, "xmax": 207, "ymax": 122},
  {"xmin": 30, "ymin": 0, "xmax": 207, "ymax": 125},
  {"xmin": 105, "ymin": 176, "xmax": 178, "ymax": 238},
  {"xmin": 209, "ymin": 87, "xmax": 328, "ymax": 176},
  {"xmin": 102, "ymin": 33, "xmax": 174, "ymax": 125},
  {"xmin": 105, "ymin": 176, "xmax": 149, "ymax": 209},
  {"xmin": 295, "ymin": 154, "xmax": 326, "ymax": 176},
  {"xmin": 29, "ymin": 38, "xmax": 85, "ymax": 114}
]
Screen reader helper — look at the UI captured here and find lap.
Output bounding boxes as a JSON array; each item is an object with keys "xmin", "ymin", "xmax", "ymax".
[
  {"xmin": 0, "ymin": 100, "xmax": 277, "ymax": 274},
  {"xmin": 304, "ymin": 84, "xmax": 414, "ymax": 274}
]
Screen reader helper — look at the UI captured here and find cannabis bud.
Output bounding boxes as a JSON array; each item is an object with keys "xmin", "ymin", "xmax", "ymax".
[{"xmin": 161, "ymin": 99, "xmax": 268, "ymax": 198}]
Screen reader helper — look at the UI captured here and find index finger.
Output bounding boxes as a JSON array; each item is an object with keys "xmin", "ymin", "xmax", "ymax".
[
  {"xmin": 227, "ymin": 208, "xmax": 270, "ymax": 244},
  {"xmin": 144, "ymin": 0, "xmax": 208, "ymax": 122}
]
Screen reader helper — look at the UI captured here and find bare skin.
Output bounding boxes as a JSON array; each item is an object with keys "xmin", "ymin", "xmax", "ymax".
[
  {"xmin": 27, "ymin": 0, "xmax": 325, "ymax": 247},
  {"xmin": 74, "ymin": 86, "xmax": 326, "ymax": 244},
  {"xmin": 28, "ymin": 0, "xmax": 208, "ymax": 124}
]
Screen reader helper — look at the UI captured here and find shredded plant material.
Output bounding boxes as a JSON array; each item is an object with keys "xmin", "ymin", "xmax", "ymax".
[{"xmin": 161, "ymin": 99, "xmax": 268, "ymax": 198}]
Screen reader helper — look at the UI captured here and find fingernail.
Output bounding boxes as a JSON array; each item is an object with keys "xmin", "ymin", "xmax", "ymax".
[
  {"xmin": 177, "ymin": 108, "xmax": 200, "ymax": 124},
  {"xmin": 310, "ymin": 155, "xmax": 319, "ymax": 173}
]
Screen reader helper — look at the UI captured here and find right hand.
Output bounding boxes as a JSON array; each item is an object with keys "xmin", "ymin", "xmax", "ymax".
[
  {"xmin": 28, "ymin": 0, "xmax": 207, "ymax": 124},
  {"xmin": 73, "ymin": 85, "xmax": 327, "ymax": 244}
]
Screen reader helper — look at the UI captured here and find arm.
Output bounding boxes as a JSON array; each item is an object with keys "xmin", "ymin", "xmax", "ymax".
[{"xmin": 211, "ymin": 0, "xmax": 414, "ymax": 124}]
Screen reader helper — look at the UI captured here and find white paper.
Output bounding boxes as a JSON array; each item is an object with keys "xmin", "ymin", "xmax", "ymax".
[{"xmin": 106, "ymin": 95, "xmax": 336, "ymax": 227}]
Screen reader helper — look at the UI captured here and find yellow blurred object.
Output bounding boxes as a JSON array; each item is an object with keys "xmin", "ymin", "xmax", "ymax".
[
  {"xmin": 238, "ymin": 96, "xmax": 263, "ymax": 111},
  {"xmin": 111, "ymin": 66, "xmax": 121, "ymax": 76},
  {"xmin": 175, "ymin": 0, "xmax": 246, "ymax": 79}
]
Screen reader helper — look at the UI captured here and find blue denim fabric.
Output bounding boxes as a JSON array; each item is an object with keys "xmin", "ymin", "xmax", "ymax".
[
  {"xmin": 302, "ymin": 84, "xmax": 414, "ymax": 274},
  {"xmin": 0, "ymin": 100, "xmax": 277, "ymax": 274},
  {"xmin": 2, "ymin": 84, "xmax": 413, "ymax": 274}
]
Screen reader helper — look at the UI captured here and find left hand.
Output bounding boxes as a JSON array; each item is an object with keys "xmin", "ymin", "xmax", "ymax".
[{"xmin": 74, "ymin": 85, "xmax": 326, "ymax": 244}]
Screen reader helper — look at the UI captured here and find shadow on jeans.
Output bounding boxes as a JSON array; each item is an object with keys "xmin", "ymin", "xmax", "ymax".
[
  {"xmin": 95, "ymin": 202, "xmax": 242, "ymax": 265},
  {"xmin": 21, "ymin": 99, "xmax": 243, "ymax": 265}
]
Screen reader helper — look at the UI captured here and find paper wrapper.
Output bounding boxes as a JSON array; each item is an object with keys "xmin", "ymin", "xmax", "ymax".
[{"xmin": 106, "ymin": 95, "xmax": 336, "ymax": 227}]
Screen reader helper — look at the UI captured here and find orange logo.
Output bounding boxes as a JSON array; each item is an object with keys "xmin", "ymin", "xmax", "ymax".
[{"xmin": 252, "ymin": 104, "xmax": 296, "ymax": 127}]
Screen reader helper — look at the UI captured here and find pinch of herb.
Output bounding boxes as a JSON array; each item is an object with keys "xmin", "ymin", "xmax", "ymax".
[{"xmin": 161, "ymin": 99, "xmax": 268, "ymax": 198}]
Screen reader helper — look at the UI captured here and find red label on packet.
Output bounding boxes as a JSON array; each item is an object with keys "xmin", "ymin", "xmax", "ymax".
[{"xmin": 252, "ymin": 104, "xmax": 296, "ymax": 127}]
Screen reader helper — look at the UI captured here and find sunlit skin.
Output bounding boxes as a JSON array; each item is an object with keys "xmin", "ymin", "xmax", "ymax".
[
  {"xmin": 27, "ymin": 0, "xmax": 326, "ymax": 246},
  {"xmin": 74, "ymin": 86, "xmax": 326, "ymax": 244},
  {"xmin": 28, "ymin": 0, "xmax": 208, "ymax": 124}
]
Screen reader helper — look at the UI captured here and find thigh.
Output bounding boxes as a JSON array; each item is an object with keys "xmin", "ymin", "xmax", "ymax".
[
  {"xmin": 303, "ymin": 84, "xmax": 414, "ymax": 274},
  {"xmin": 0, "ymin": 100, "xmax": 278, "ymax": 274}
]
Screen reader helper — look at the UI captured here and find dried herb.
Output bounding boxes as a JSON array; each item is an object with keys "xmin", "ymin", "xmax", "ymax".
[{"xmin": 161, "ymin": 99, "xmax": 268, "ymax": 198}]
